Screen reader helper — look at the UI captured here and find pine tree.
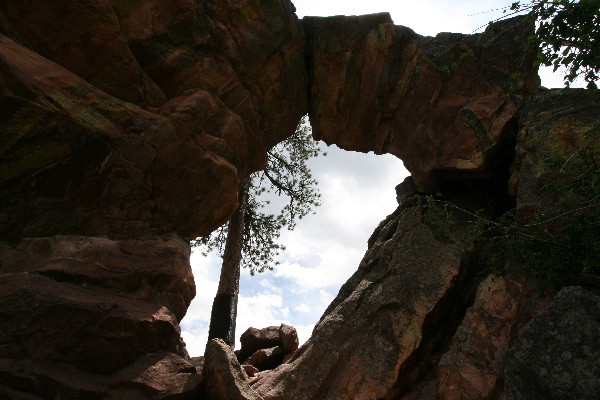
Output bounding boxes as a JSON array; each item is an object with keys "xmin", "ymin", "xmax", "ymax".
[{"xmin": 192, "ymin": 116, "xmax": 325, "ymax": 346}]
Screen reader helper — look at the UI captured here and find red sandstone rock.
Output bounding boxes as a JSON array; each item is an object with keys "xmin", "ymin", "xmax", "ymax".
[
  {"xmin": 0, "ymin": 0, "xmax": 308, "ymax": 240},
  {"xmin": 252, "ymin": 204, "xmax": 480, "ymax": 400},
  {"xmin": 204, "ymin": 339, "xmax": 263, "ymax": 400},
  {"xmin": 0, "ymin": 234, "xmax": 194, "ymax": 320},
  {"xmin": 304, "ymin": 14, "xmax": 538, "ymax": 192},
  {"xmin": 247, "ymin": 347, "xmax": 285, "ymax": 372},
  {"xmin": 238, "ymin": 326, "xmax": 282, "ymax": 362},
  {"xmin": 242, "ymin": 364, "xmax": 261, "ymax": 378},
  {"xmin": 109, "ymin": 352, "xmax": 202, "ymax": 399},
  {"xmin": 0, "ymin": 273, "xmax": 181, "ymax": 374},
  {"xmin": 0, "ymin": 1, "xmax": 551, "ymax": 398},
  {"xmin": 434, "ymin": 275, "xmax": 550, "ymax": 399},
  {"xmin": 279, "ymin": 323, "xmax": 299, "ymax": 355}
]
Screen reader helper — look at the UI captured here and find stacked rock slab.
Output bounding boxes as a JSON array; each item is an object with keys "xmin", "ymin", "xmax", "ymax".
[{"xmin": 237, "ymin": 325, "xmax": 300, "ymax": 373}]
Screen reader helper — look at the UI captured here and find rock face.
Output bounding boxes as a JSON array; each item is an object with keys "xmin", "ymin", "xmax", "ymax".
[
  {"xmin": 434, "ymin": 275, "xmax": 550, "ymax": 399},
  {"xmin": 203, "ymin": 339, "xmax": 263, "ymax": 400},
  {"xmin": 503, "ymin": 286, "xmax": 600, "ymax": 400},
  {"xmin": 237, "ymin": 324, "xmax": 299, "ymax": 366},
  {"xmin": 0, "ymin": 0, "xmax": 306, "ymax": 398},
  {"xmin": 510, "ymin": 88, "xmax": 600, "ymax": 221},
  {"xmin": 252, "ymin": 191, "xmax": 484, "ymax": 399},
  {"xmin": 0, "ymin": 0, "xmax": 308, "ymax": 239},
  {"xmin": 305, "ymin": 13, "xmax": 538, "ymax": 192},
  {"xmin": 2, "ymin": 0, "xmax": 594, "ymax": 399}
]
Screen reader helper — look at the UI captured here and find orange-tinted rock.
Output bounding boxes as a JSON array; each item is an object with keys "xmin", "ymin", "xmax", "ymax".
[
  {"xmin": 435, "ymin": 275, "xmax": 550, "ymax": 399},
  {"xmin": 0, "ymin": 234, "xmax": 195, "ymax": 321},
  {"xmin": 304, "ymin": 14, "xmax": 538, "ymax": 192},
  {"xmin": 204, "ymin": 339, "xmax": 263, "ymax": 400},
  {"xmin": 0, "ymin": 273, "xmax": 181, "ymax": 374},
  {"xmin": 252, "ymin": 202, "xmax": 481, "ymax": 399}
]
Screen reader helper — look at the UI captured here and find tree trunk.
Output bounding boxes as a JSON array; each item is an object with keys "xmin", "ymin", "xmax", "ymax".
[{"xmin": 207, "ymin": 179, "xmax": 250, "ymax": 347}]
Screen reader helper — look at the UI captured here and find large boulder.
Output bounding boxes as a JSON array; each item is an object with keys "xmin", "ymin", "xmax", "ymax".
[
  {"xmin": 203, "ymin": 339, "xmax": 263, "ymax": 400},
  {"xmin": 238, "ymin": 326, "xmax": 282, "ymax": 363},
  {"xmin": 0, "ymin": 234, "xmax": 194, "ymax": 320},
  {"xmin": 238, "ymin": 324, "xmax": 299, "ymax": 364},
  {"xmin": 503, "ymin": 286, "xmax": 600, "ymax": 400}
]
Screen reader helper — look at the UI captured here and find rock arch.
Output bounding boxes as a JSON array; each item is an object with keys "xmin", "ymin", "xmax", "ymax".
[{"xmin": 0, "ymin": 0, "xmax": 544, "ymax": 398}]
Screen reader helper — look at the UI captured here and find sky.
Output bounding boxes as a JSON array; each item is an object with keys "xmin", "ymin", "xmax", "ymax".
[{"xmin": 181, "ymin": 0, "xmax": 572, "ymax": 356}]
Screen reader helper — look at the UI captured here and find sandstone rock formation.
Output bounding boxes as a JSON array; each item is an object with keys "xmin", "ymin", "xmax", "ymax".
[
  {"xmin": 1, "ymin": 0, "xmax": 306, "ymax": 398},
  {"xmin": 510, "ymin": 88, "xmax": 600, "ymax": 222},
  {"xmin": 237, "ymin": 324, "xmax": 299, "ymax": 367},
  {"xmin": 2, "ymin": 0, "xmax": 597, "ymax": 398},
  {"xmin": 305, "ymin": 13, "xmax": 538, "ymax": 192},
  {"xmin": 203, "ymin": 339, "xmax": 263, "ymax": 400},
  {"xmin": 434, "ymin": 275, "xmax": 550, "ymax": 399},
  {"xmin": 251, "ymin": 183, "xmax": 487, "ymax": 399}
]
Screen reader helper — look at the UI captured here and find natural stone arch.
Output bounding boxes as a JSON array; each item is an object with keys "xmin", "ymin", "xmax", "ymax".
[{"xmin": 0, "ymin": 0, "xmax": 539, "ymax": 398}]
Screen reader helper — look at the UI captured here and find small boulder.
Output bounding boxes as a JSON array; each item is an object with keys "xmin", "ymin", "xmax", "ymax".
[
  {"xmin": 279, "ymin": 324, "xmax": 299, "ymax": 355},
  {"xmin": 242, "ymin": 364, "xmax": 260, "ymax": 378},
  {"xmin": 238, "ymin": 326, "xmax": 280, "ymax": 362},
  {"xmin": 247, "ymin": 346, "xmax": 285, "ymax": 371}
]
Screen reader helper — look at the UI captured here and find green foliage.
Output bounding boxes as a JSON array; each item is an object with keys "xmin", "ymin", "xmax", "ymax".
[
  {"xmin": 413, "ymin": 132, "xmax": 599, "ymax": 287},
  {"xmin": 506, "ymin": 131, "xmax": 599, "ymax": 284},
  {"xmin": 193, "ymin": 116, "xmax": 325, "ymax": 275},
  {"xmin": 508, "ymin": 0, "xmax": 600, "ymax": 89}
]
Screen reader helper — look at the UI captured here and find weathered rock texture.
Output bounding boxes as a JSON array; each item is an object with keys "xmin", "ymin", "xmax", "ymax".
[
  {"xmin": 1, "ymin": 0, "xmax": 306, "ymax": 397},
  {"xmin": 3, "ymin": 0, "xmax": 596, "ymax": 398},
  {"xmin": 237, "ymin": 324, "xmax": 299, "ymax": 367},
  {"xmin": 434, "ymin": 275, "xmax": 550, "ymax": 399},
  {"xmin": 305, "ymin": 13, "xmax": 538, "ymax": 192},
  {"xmin": 252, "ymin": 190, "xmax": 485, "ymax": 399},
  {"xmin": 510, "ymin": 88, "xmax": 600, "ymax": 221},
  {"xmin": 503, "ymin": 286, "xmax": 600, "ymax": 400},
  {"xmin": 203, "ymin": 339, "xmax": 263, "ymax": 400},
  {"xmin": 0, "ymin": 0, "xmax": 308, "ymax": 239}
]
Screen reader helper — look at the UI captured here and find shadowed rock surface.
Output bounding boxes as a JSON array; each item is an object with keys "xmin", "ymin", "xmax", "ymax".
[
  {"xmin": 503, "ymin": 286, "xmax": 600, "ymax": 400},
  {"xmin": 434, "ymin": 275, "xmax": 550, "ymax": 399},
  {"xmin": 252, "ymin": 194, "xmax": 484, "ymax": 399},
  {"xmin": 203, "ymin": 339, "xmax": 263, "ymax": 400}
]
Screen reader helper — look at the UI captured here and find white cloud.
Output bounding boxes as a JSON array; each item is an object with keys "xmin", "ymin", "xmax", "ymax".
[
  {"xmin": 182, "ymin": 148, "xmax": 406, "ymax": 356},
  {"xmin": 294, "ymin": 303, "xmax": 311, "ymax": 313}
]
